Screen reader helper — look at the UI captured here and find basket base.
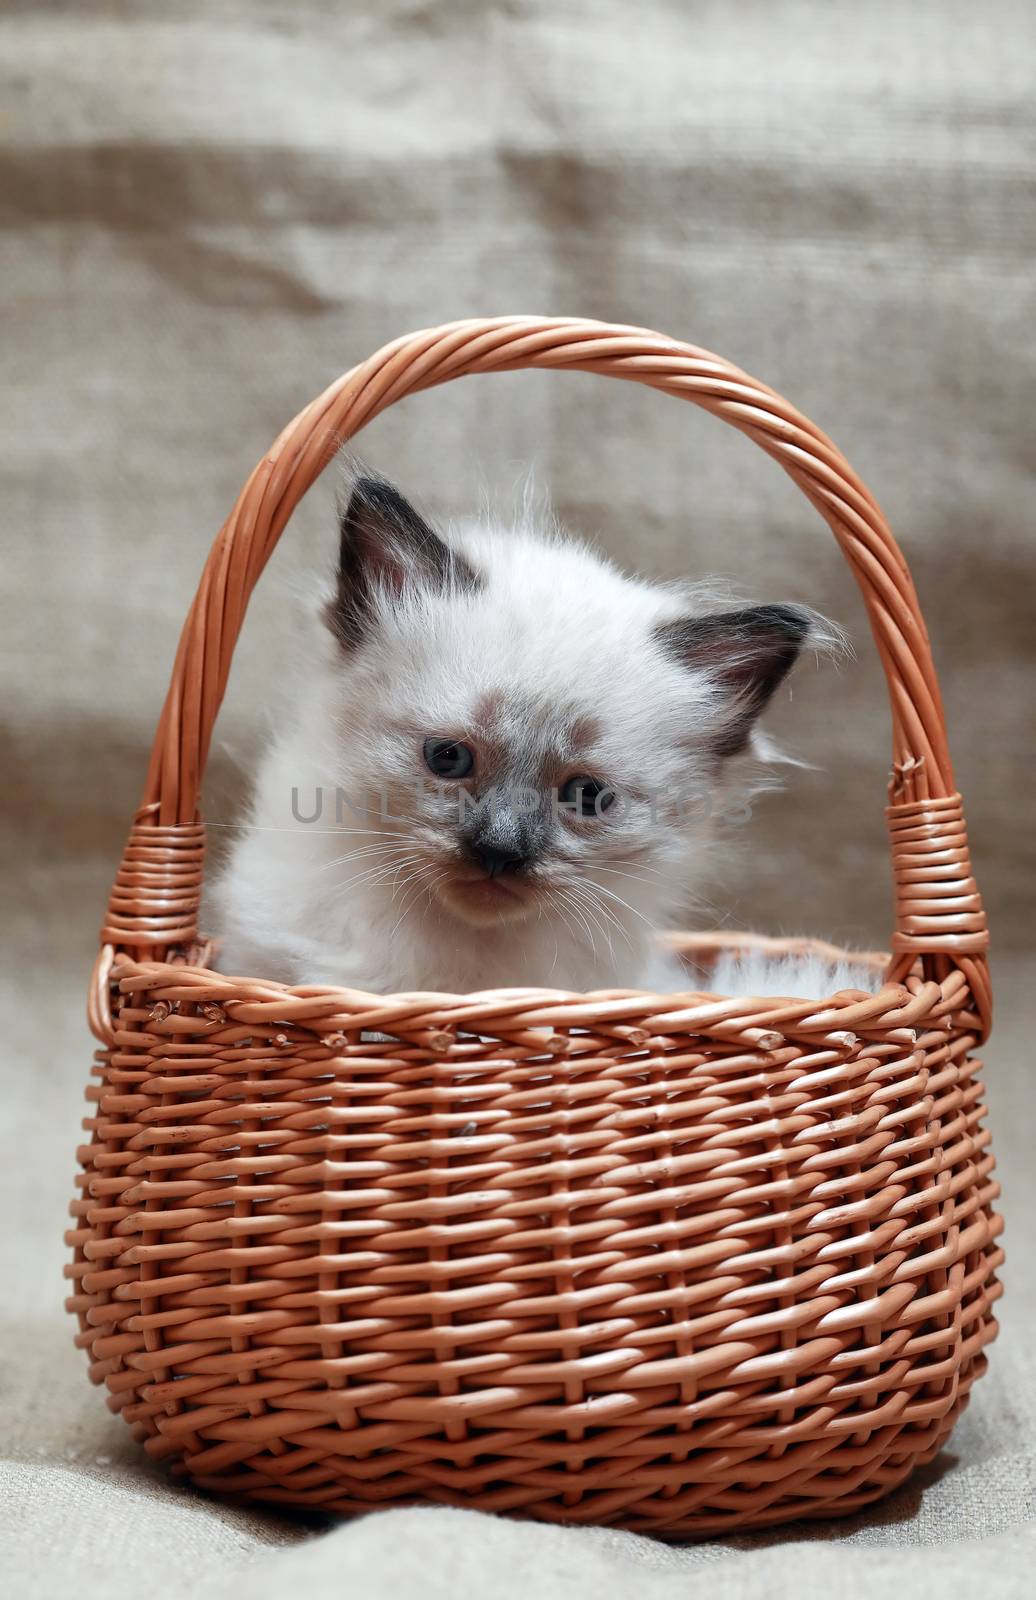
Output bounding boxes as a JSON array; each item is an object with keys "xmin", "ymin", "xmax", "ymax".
[{"xmin": 133, "ymin": 1368, "xmax": 988, "ymax": 1537}]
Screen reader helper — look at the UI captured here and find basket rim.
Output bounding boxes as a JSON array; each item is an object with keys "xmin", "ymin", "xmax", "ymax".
[{"xmin": 96, "ymin": 929, "xmax": 971, "ymax": 1049}]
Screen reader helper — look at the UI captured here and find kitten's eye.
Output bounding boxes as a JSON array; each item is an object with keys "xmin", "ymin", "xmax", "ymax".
[
  {"xmin": 423, "ymin": 738, "xmax": 475, "ymax": 779},
  {"xmin": 559, "ymin": 775, "xmax": 615, "ymax": 817}
]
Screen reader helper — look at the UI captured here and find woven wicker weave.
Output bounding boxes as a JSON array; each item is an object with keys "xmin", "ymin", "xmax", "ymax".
[{"xmin": 67, "ymin": 317, "xmax": 1002, "ymax": 1536}]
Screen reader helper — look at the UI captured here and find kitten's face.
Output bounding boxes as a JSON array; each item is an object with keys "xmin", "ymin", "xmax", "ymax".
[
  {"xmin": 338, "ymin": 689, "xmax": 710, "ymax": 931},
  {"xmin": 324, "ymin": 476, "xmax": 813, "ymax": 931}
]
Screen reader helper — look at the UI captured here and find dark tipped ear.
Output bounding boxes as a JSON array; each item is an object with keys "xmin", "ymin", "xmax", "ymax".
[
  {"xmin": 656, "ymin": 604, "xmax": 813, "ymax": 755},
  {"xmin": 329, "ymin": 475, "xmax": 480, "ymax": 649}
]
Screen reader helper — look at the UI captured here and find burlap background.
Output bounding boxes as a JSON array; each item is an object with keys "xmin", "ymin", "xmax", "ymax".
[{"xmin": 2, "ymin": 3, "xmax": 1033, "ymax": 1594}]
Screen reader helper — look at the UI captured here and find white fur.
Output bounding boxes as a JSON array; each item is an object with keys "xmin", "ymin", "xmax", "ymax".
[
  {"xmin": 709, "ymin": 949, "xmax": 881, "ymax": 1000},
  {"xmin": 208, "ymin": 500, "xmax": 831, "ymax": 996}
]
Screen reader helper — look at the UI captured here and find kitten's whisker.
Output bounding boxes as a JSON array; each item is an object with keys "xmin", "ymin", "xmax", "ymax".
[
  {"xmin": 552, "ymin": 896, "xmax": 585, "ymax": 963},
  {"xmin": 590, "ymin": 862, "xmax": 666, "ymax": 886},
  {"xmin": 387, "ymin": 866, "xmax": 437, "ymax": 940},
  {"xmin": 584, "ymin": 878, "xmax": 657, "ymax": 931},
  {"xmin": 591, "ymin": 860, "xmax": 671, "ymax": 885},
  {"xmin": 207, "ymin": 821, "xmax": 392, "ymax": 837},
  {"xmin": 576, "ymin": 899, "xmax": 615, "ymax": 961},
  {"xmin": 319, "ymin": 841, "xmax": 414, "ymax": 873},
  {"xmin": 555, "ymin": 886, "xmax": 597, "ymax": 959},
  {"xmin": 569, "ymin": 881, "xmax": 624, "ymax": 956},
  {"xmin": 388, "ymin": 862, "xmax": 423, "ymax": 903},
  {"xmin": 327, "ymin": 851, "xmax": 426, "ymax": 896},
  {"xmin": 423, "ymin": 869, "xmax": 452, "ymax": 912},
  {"xmin": 538, "ymin": 900, "xmax": 560, "ymax": 978},
  {"xmin": 330, "ymin": 846, "xmax": 423, "ymax": 875}
]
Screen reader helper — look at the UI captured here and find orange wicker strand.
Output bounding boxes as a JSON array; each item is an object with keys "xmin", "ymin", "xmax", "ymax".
[{"xmin": 67, "ymin": 318, "xmax": 1001, "ymax": 1537}]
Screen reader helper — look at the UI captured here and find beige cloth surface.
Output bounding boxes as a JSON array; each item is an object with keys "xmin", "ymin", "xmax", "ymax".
[{"xmin": 1, "ymin": 3, "xmax": 1033, "ymax": 1595}]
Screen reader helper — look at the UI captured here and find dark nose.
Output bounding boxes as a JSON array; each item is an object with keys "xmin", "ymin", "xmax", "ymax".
[{"xmin": 473, "ymin": 843, "xmax": 528, "ymax": 878}]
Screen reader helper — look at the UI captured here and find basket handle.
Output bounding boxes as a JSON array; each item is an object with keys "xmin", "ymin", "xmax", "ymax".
[{"xmin": 94, "ymin": 316, "xmax": 990, "ymax": 1032}]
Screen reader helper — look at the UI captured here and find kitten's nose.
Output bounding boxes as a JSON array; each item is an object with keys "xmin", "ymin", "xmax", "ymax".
[{"xmin": 473, "ymin": 843, "xmax": 528, "ymax": 878}]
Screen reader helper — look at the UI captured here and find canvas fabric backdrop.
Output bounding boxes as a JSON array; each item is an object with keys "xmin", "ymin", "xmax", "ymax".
[{"xmin": 1, "ymin": 2, "xmax": 1033, "ymax": 1595}]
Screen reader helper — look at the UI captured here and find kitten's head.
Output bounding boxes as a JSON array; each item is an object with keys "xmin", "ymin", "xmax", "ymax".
[{"xmin": 321, "ymin": 475, "xmax": 826, "ymax": 930}]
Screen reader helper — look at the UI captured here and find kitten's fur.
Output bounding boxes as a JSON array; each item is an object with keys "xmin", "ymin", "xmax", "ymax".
[
  {"xmin": 709, "ymin": 948, "xmax": 879, "ymax": 1001},
  {"xmin": 210, "ymin": 475, "xmax": 857, "ymax": 997}
]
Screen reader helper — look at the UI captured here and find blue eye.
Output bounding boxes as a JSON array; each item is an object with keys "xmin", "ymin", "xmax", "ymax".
[
  {"xmin": 559, "ymin": 776, "xmax": 615, "ymax": 817},
  {"xmin": 424, "ymin": 738, "xmax": 474, "ymax": 779}
]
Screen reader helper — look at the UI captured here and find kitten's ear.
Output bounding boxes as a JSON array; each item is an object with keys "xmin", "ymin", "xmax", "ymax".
[
  {"xmin": 656, "ymin": 604, "xmax": 814, "ymax": 755},
  {"xmin": 329, "ymin": 475, "xmax": 480, "ymax": 648}
]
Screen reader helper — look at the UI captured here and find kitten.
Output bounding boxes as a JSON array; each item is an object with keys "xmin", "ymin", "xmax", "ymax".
[{"xmin": 210, "ymin": 474, "xmax": 859, "ymax": 997}]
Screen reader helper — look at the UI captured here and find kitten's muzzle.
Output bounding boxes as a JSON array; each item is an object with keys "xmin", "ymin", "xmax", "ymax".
[{"xmin": 462, "ymin": 801, "xmax": 538, "ymax": 880}]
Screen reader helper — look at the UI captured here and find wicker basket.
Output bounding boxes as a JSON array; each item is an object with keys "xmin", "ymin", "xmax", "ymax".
[{"xmin": 67, "ymin": 317, "xmax": 1002, "ymax": 1536}]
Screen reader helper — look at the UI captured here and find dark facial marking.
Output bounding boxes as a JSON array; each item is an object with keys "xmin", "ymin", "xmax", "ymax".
[
  {"xmin": 469, "ymin": 694, "xmax": 603, "ymax": 782},
  {"xmin": 328, "ymin": 475, "xmax": 480, "ymax": 649},
  {"xmin": 656, "ymin": 604, "xmax": 812, "ymax": 756},
  {"xmin": 461, "ymin": 792, "xmax": 546, "ymax": 878}
]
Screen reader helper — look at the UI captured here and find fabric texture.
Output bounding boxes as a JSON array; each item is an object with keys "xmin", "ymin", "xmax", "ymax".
[{"xmin": 1, "ymin": 2, "xmax": 1033, "ymax": 1595}]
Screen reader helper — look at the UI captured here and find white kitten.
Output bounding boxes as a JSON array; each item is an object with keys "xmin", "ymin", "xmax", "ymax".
[{"xmin": 209, "ymin": 475, "xmax": 853, "ymax": 997}]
